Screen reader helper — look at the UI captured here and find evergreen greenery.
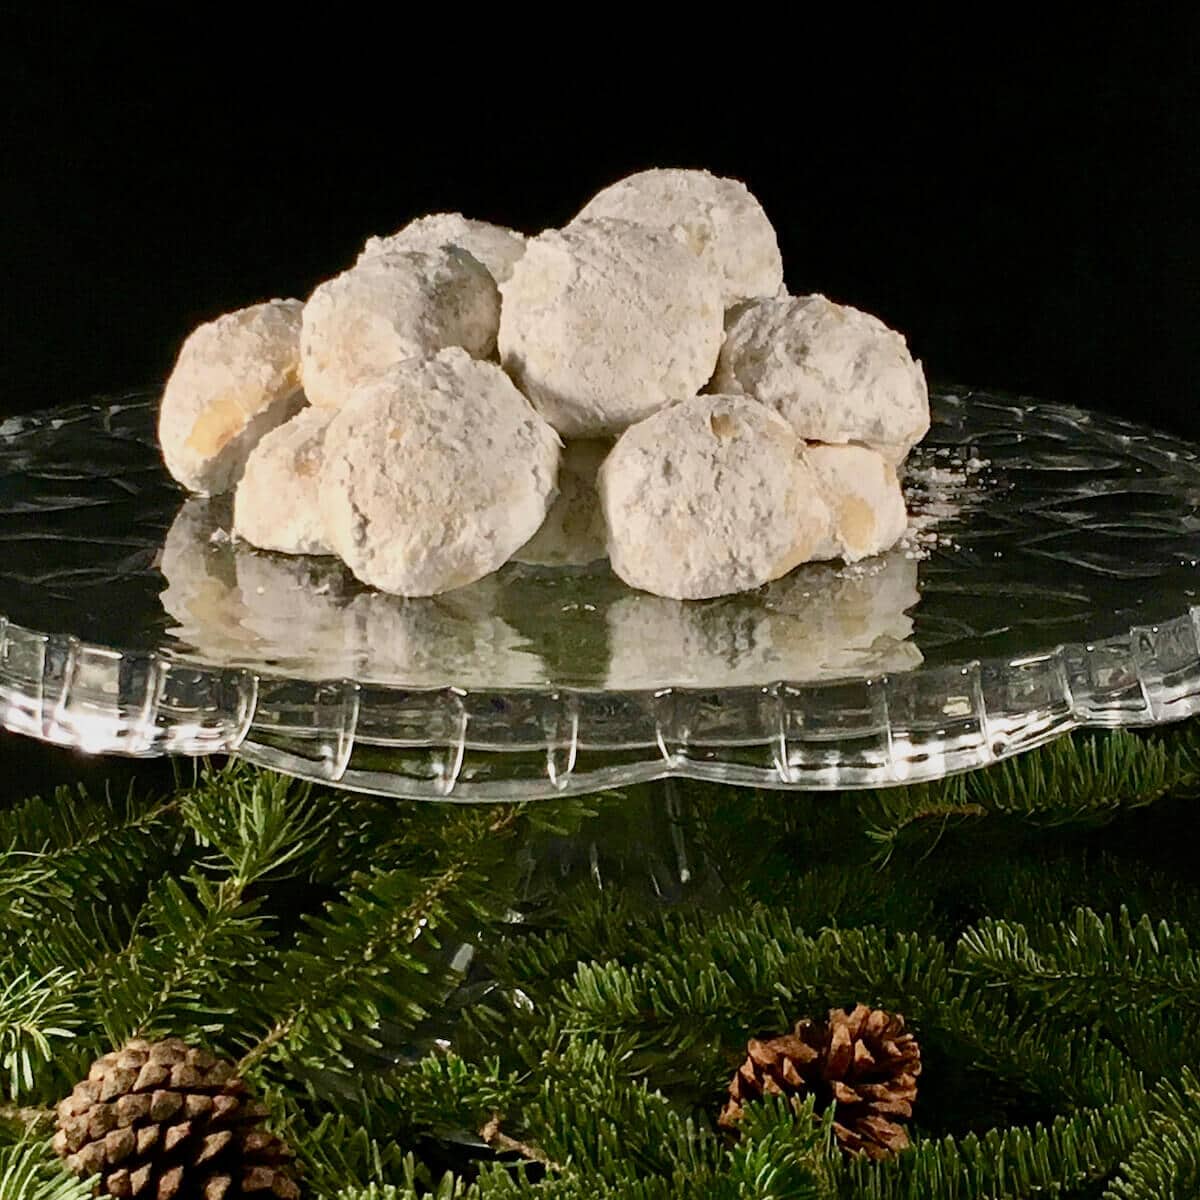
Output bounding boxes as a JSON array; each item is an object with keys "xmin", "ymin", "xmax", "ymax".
[{"xmin": 4, "ymin": 723, "xmax": 1200, "ymax": 1197}]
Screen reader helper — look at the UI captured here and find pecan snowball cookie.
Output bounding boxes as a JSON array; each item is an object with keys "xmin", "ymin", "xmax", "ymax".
[
  {"xmin": 320, "ymin": 348, "xmax": 562, "ymax": 596},
  {"xmin": 514, "ymin": 439, "xmax": 610, "ymax": 566},
  {"xmin": 571, "ymin": 167, "xmax": 784, "ymax": 306},
  {"xmin": 359, "ymin": 212, "xmax": 527, "ymax": 285},
  {"xmin": 233, "ymin": 406, "xmax": 334, "ymax": 555},
  {"xmin": 301, "ymin": 247, "xmax": 499, "ymax": 410},
  {"xmin": 158, "ymin": 299, "xmax": 305, "ymax": 495},
  {"xmin": 599, "ymin": 395, "xmax": 831, "ymax": 600},
  {"xmin": 713, "ymin": 294, "xmax": 930, "ymax": 457},
  {"xmin": 807, "ymin": 443, "xmax": 909, "ymax": 563},
  {"xmin": 498, "ymin": 218, "xmax": 724, "ymax": 438}
]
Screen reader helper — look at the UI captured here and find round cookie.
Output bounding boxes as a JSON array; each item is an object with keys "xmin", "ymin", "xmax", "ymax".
[
  {"xmin": 862, "ymin": 441, "xmax": 912, "ymax": 469},
  {"xmin": 320, "ymin": 348, "xmax": 562, "ymax": 596},
  {"xmin": 598, "ymin": 395, "xmax": 831, "ymax": 600},
  {"xmin": 158, "ymin": 299, "xmax": 305, "ymax": 496},
  {"xmin": 713, "ymin": 293, "xmax": 930, "ymax": 454},
  {"xmin": 807, "ymin": 443, "xmax": 910, "ymax": 563},
  {"xmin": 498, "ymin": 218, "xmax": 723, "ymax": 438},
  {"xmin": 571, "ymin": 167, "xmax": 783, "ymax": 306},
  {"xmin": 360, "ymin": 212, "xmax": 526, "ymax": 285},
  {"xmin": 301, "ymin": 247, "xmax": 499, "ymax": 410},
  {"xmin": 233, "ymin": 406, "xmax": 335, "ymax": 555},
  {"xmin": 514, "ymin": 439, "xmax": 611, "ymax": 566}
]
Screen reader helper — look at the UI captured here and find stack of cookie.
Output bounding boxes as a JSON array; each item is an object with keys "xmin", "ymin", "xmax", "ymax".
[{"xmin": 157, "ymin": 169, "xmax": 928, "ymax": 601}]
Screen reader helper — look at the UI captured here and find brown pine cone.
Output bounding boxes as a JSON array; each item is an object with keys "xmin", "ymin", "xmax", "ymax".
[
  {"xmin": 53, "ymin": 1038, "xmax": 300, "ymax": 1199},
  {"xmin": 719, "ymin": 1003, "xmax": 921, "ymax": 1160}
]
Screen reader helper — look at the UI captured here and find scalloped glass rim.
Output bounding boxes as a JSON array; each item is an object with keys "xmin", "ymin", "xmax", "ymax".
[
  {"xmin": 1, "ymin": 388, "xmax": 1199, "ymax": 800},
  {"xmin": 3, "ymin": 611, "xmax": 1198, "ymax": 798}
]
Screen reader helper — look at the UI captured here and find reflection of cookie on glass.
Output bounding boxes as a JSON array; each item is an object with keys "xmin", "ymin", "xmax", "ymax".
[
  {"xmin": 160, "ymin": 500, "xmax": 546, "ymax": 687},
  {"xmin": 514, "ymin": 440, "xmax": 611, "ymax": 567},
  {"xmin": 158, "ymin": 497, "xmax": 248, "ymax": 661},
  {"xmin": 232, "ymin": 551, "xmax": 359, "ymax": 679},
  {"xmin": 346, "ymin": 577, "xmax": 548, "ymax": 689},
  {"xmin": 605, "ymin": 550, "xmax": 922, "ymax": 690},
  {"xmin": 160, "ymin": 497, "xmax": 356, "ymax": 677}
]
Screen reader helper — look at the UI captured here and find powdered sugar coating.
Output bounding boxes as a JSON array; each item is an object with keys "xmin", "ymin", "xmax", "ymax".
[
  {"xmin": 233, "ymin": 406, "xmax": 335, "ymax": 555},
  {"xmin": 572, "ymin": 168, "xmax": 783, "ymax": 306},
  {"xmin": 300, "ymin": 248, "xmax": 500, "ymax": 410},
  {"xmin": 498, "ymin": 218, "xmax": 724, "ymax": 438},
  {"xmin": 514, "ymin": 439, "xmax": 610, "ymax": 566},
  {"xmin": 807, "ymin": 443, "xmax": 909, "ymax": 563},
  {"xmin": 864, "ymin": 441, "xmax": 911, "ymax": 468},
  {"xmin": 359, "ymin": 212, "xmax": 527, "ymax": 285},
  {"xmin": 320, "ymin": 348, "xmax": 562, "ymax": 596},
  {"xmin": 713, "ymin": 294, "xmax": 930, "ymax": 453},
  {"xmin": 599, "ymin": 395, "xmax": 831, "ymax": 600},
  {"xmin": 158, "ymin": 299, "xmax": 305, "ymax": 496}
]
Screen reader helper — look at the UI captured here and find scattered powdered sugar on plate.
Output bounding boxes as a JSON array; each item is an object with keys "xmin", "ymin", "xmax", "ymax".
[{"xmin": 891, "ymin": 446, "xmax": 993, "ymax": 562}]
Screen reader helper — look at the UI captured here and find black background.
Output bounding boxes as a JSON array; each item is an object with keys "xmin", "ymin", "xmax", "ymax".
[{"xmin": 1, "ymin": 21, "xmax": 1197, "ymax": 788}]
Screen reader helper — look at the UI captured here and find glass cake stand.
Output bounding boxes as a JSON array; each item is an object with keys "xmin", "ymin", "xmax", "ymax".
[{"xmin": 1, "ymin": 389, "xmax": 1197, "ymax": 800}]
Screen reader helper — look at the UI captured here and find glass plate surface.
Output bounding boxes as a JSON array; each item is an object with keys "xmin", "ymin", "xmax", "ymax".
[{"xmin": 1, "ymin": 390, "xmax": 1198, "ymax": 799}]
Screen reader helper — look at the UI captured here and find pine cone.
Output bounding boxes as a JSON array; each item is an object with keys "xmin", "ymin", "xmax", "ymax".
[
  {"xmin": 53, "ymin": 1038, "xmax": 300, "ymax": 1199},
  {"xmin": 719, "ymin": 1003, "xmax": 921, "ymax": 1160}
]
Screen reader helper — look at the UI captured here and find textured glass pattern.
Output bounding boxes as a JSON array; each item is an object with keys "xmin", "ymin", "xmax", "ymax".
[{"xmin": 0, "ymin": 391, "xmax": 1198, "ymax": 798}]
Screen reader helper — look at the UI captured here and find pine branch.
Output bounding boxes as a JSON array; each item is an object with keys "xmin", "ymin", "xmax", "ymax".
[
  {"xmin": 0, "ymin": 967, "xmax": 76, "ymax": 1101},
  {"xmin": 286, "ymin": 1111, "xmax": 421, "ymax": 1195},
  {"xmin": 0, "ymin": 783, "xmax": 179, "ymax": 923},
  {"xmin": 237, "ymin": 864, "xmax": 461, "ymax": 1074},
  {"xmin": 16, "ymin": 766, "xmax": 344, "ymax": 1054},
  {"xmin": 0, "ymin": 1135, "xmax": 94, "ymax": 1200},
  {"xmin": 87, "ymin": 871, "xmax": 269, "ymax": 1046},
  {"xmin": 956, "ymin": 906, "xmax": 1200, "ymax": 1019},
  {"xmin": 179, "ymin": 764, "xmax": 331, "ymax": 888},
  {"xmin": 333, "ymin": 1185, "xmax": 463, "ymax": 1200},
  {"xmin": 479, "ymin": 1115, "xmax": 560, "ymax": 1171},
  {"xmin": 512, "ymin": 1038, "xmax": 714, "ymax": 1183},
  {"xmin": 550, "ymin": 913, "xmax": 954, "ymax": 1056},
  {"xmin": 839, "ymin": 1099, "xmax": 1147, "ymax": 1199},
  {"xmin": 716, "ymin": 1094, "xmax": 836, "ymax": 1199},
  {"xmin": 1104, "ymin": 1067, "xmax": 1200, "ymax": 1198},
  {"xmin": 362, "ymin": 1053, "xmax": 522, "ymax": 1141},
  {"xmin": 7, "ymin": 728, "xmax": 1200, "ymax": 1198},
  {"xmin": 862, "ymin": 727, "xmax": 1200, "ymax": 857},
  {"xmin": 238, "ymin": 807, "xmax": 525, "ymax": 1078}
]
